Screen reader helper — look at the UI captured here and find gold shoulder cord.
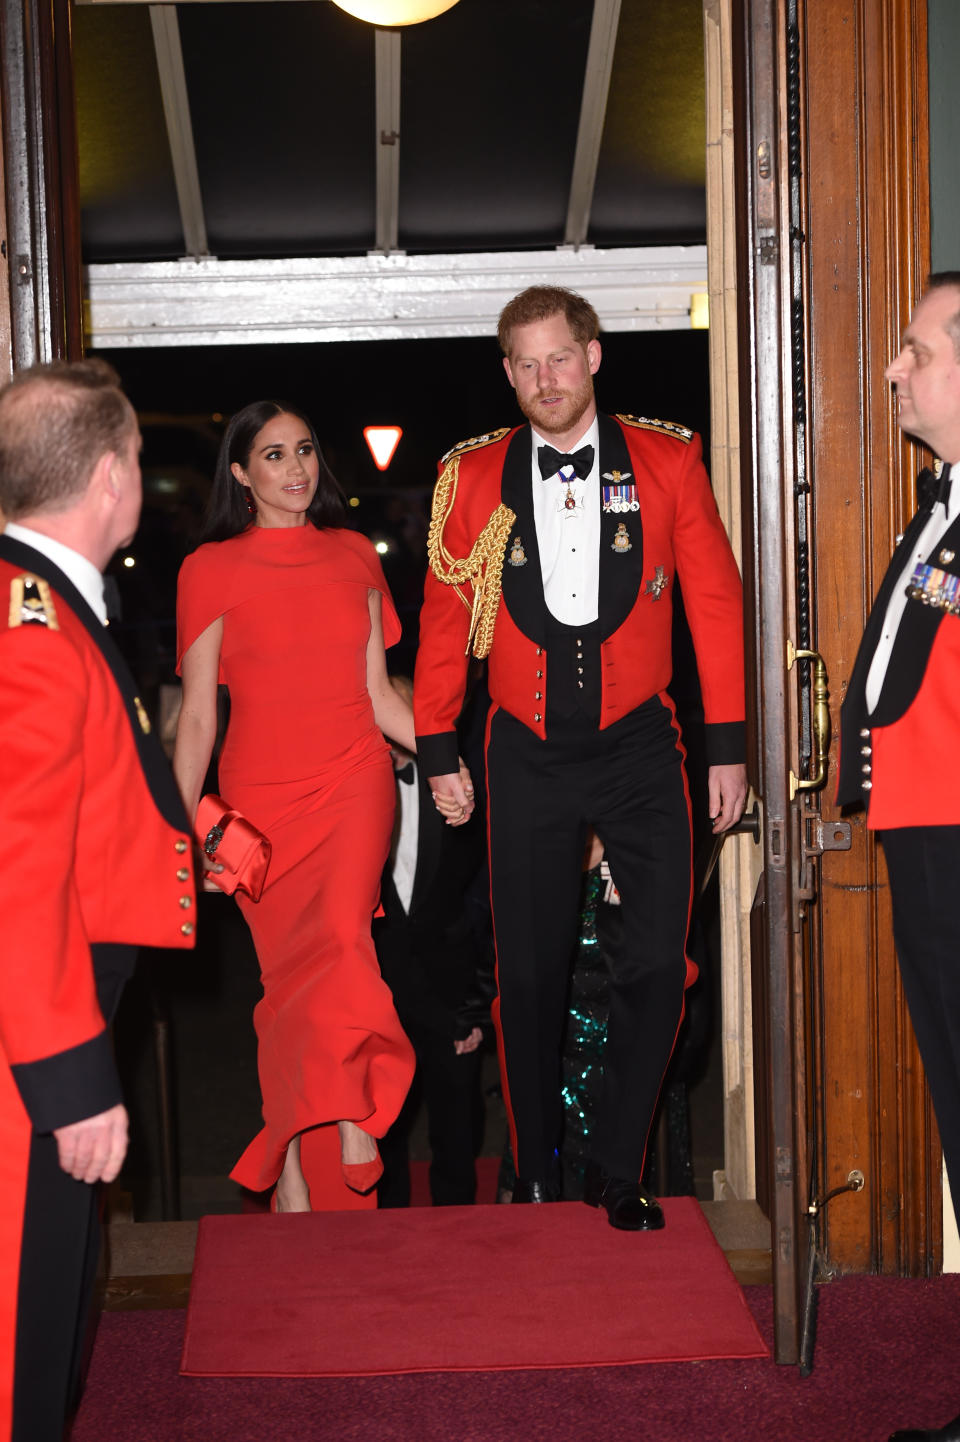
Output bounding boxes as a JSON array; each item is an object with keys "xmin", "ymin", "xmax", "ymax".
[{"xmin": 426, "ymin": 453, "xmax": 516, "ymax": 659}]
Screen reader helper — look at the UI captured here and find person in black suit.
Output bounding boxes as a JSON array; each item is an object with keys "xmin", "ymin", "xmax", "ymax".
[
  {"xmin": 375, "ymin": 676, "xmax": 492, "ymax": 1207},
  {"xmin": 837, "ymin": 273, "xmax": 960, "ymax": 1442}
]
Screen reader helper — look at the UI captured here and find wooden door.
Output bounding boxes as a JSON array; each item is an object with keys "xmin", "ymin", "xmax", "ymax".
[
  {"xmin": 799, "ymin": 0, "xmax": 939, "ymax": 1278},
  {"xmin": 736, "ymin": 0, "xmax": 814, "ymax": 1365},
  {"xmin": 734, "ymin": 0, "xmax": 937, "ymax": 1369}
]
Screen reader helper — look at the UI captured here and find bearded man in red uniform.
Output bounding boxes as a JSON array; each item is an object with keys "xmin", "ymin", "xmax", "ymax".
[
  {"xmin": 838, "ymin": 274, "xmax": 960, "ymax": 1442},
  {"xmin": 414, "ymin": 286, "xmax": 747, "ymax": 1228},
  {"xmin": 0, "ymin": 359, "xmax": 196, "ymax": 1440}
]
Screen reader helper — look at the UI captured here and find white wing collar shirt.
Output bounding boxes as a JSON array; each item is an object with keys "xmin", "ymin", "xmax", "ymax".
[
  {"xmin": 530, "ymin": 417, "xmax": 601, "ymax": 627},
  {"xmin": 865, "ymin": 459, "xmax": 960, "ymax": 712}
]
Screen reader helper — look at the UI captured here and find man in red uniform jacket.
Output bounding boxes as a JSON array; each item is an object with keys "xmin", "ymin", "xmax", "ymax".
[
  {"xmin": 837, "ymin": 273, "xmax": 960, "ymax": 1442},
  {"xmin": 0, "ymin": 359, "xmax": 196, "ymax": 1441},
  {"xmin": 414, "ymin": 286, "xmax": 747, "ymax": 1228}
]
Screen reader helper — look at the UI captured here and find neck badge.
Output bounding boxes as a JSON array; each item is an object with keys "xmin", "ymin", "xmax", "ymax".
[
  {"xmin": 557, "ymin": 465, "xmax": 579, "ymax": 512},
  {"xmin": 602, "ymin": 470, "xmax": 639, "ymax": 512}
]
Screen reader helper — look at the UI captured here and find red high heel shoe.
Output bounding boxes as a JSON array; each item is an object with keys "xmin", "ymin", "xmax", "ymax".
[{"xmin": 341, "ymin": 1147, "xmax": 383, "ymax": 1195}]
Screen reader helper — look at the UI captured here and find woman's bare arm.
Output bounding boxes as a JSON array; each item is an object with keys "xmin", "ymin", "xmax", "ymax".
[{"xmin": 173, "ymin": 615, "xmax": 223, "ymax": 824}]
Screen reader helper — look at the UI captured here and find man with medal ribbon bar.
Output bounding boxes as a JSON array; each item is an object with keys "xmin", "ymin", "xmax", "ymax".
[
  {"xmin": 415, "ymin": 285, "xmax": 747, "ymax": 1230},
  {"xmin": 838, "ymin": 273, "xmax": 960, "ymax": 1442}
]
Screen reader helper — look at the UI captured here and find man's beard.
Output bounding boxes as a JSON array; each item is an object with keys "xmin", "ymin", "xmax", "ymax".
[{"xmin": 517, "ymin": 375, "xmax": 595, "ymax": 437}]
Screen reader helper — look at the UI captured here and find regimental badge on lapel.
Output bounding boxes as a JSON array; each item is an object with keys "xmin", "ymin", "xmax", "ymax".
[
  {"xmin": 8, "ymin": 574, "xmax": 59, "ymax": 630},
  {"xmin": 611, "ymin": 523, "xmax": 632, "ymax": 554},
  {"xmin": 644, "ymin": 565, "xmax": 668, "ymax": 599},
  {"xmin": 134, "ymin": 696, "xmax": 153, "ymax": 734},
  {"xmin": 507, "ymin": 536, "xmax": 528, "ymax": 567},
  {"xmin": 602, "ymin": 471, "xmax": 639, "ymax": 513}
]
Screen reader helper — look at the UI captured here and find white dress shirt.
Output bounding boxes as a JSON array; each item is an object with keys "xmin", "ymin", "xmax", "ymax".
[
  {"xmin": 865, "ymin": 461, "xmax": 960, "ymax": 712},
  {"xmin": 530, "ymin": 418, "xmax": 601, "ymax": 626},
  {"xmin": 391, "ymin": 760, "xmax": 420, "ymax": 914},
  {"xmin": 3, "ymin": 521, "xmax": 108, "ymax": 624}
]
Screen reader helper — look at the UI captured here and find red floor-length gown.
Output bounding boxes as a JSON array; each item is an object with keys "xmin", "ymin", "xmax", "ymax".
[{"xmin": 177, "ymin": 523, "xmax": 415, "ymax": 1209}]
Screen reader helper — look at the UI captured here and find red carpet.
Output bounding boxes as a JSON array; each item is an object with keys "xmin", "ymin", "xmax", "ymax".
[
  {"xmin": 72, "ymin": 1278, "xmax": 960, "ymax": 1442},
  {"xmin": 181, "ymin": 1198, "xmax": 766, "ymax": 1377}
]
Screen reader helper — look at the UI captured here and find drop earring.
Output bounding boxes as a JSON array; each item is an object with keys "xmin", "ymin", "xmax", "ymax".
[{"xmin": 238, "ymin": 479, "xmax": 256, "ymax": 518}]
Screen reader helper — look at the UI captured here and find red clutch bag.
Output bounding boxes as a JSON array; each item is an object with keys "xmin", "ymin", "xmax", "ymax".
[{"xmin": 194, "ymin": 794, "xmax": 272, "ymax": 901}]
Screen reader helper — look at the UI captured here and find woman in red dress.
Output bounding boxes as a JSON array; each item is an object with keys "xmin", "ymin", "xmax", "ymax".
[{"xmin": 173, "ymin": 401, "xmax": 445, "ymax": 1212}]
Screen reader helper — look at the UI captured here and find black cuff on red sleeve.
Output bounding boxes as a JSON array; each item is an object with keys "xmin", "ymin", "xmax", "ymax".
[
  {"xmin": 11, "ymin": 1030, "xmax": 123, "ymax": 1134},
  {"xmin": 704, "ymin": 721, "xmax": 746, "ymax": 767},
  {"xmin": 416, "ymin": 732, "xmax": 460, "ymax": 779}
]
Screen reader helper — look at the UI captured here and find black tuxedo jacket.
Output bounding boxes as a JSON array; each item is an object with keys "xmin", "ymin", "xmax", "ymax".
[{"xmin": 374, "ymin": 765, "xmax": 489, "ymax": 1041}]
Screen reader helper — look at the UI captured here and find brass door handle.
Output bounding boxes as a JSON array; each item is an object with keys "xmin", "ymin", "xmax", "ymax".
[{"xmin": 787, "ymin": 640, "xmax": 830, "ymax": 799}]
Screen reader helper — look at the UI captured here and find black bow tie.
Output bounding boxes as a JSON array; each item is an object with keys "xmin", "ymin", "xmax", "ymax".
[
  {"xmin": 396, "ymin": 761, "xmax": 415, "ymax": 785},
  {"xmin": 537, "ymin": 444, "xmax": 595, "ymax": 482},
  {"xmin": 918, "ymin": 463, "xmax": 952, "ymax": 511}
]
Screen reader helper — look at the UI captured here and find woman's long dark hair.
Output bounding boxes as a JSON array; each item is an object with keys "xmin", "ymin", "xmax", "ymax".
[{"xmin": 198, "ymin": 399, "xmax": 347, "ymax": 543}]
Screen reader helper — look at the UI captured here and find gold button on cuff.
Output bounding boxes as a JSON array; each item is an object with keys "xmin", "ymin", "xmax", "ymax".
[
  {"xmin": 175, "ymin": 839, "xmax": 188, "ymax": 853},
  {"xmin": 180, "ymin": 921, "xmax": 195, "ymax": 936},
  {"xmin": 179, "ymin": 895, "xmax": 192, "ymax": 909},
  {"xmin": 177, "ymin": 868, "xmax": 190, "ymax": 882}
]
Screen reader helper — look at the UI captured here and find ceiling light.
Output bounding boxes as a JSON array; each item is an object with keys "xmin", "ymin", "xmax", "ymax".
[{"xmin": 331, "ymin": 0, "xmax": 459, "ymax": 24}]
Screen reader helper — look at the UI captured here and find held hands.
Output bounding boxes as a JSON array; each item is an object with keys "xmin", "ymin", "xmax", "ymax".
[
  {"xmin": 200, "ymin": 849, "xmax": 225, "ymax": 893},
  {"xmin": 53, "ymin": 1103, "xmax": 129, "ymax": 1185},
  {"xmin": 707, "ymin": 762, "xmax": 749, "ymax": 835},
  {"xmin": 429, "ymin": 757, "xmax": 475, "ymax": 827}
]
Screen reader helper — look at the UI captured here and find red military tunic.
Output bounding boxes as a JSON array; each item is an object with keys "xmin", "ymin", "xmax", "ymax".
[
  {"xmin": 415, "ymin": 415, "xmax": 745, "ymax": 774},
  {"xmin": 0, "ymin": 539, "xmax": 196, "ymax": 1440}
]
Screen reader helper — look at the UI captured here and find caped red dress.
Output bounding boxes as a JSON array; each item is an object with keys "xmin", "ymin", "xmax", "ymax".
[{"xmin": 177, "ymin": 524, "xmax": 415, "ymax": 1210}]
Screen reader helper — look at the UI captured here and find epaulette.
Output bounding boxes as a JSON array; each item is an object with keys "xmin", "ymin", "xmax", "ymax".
[
  {"xmin": 440, "ymin": 428, "xmax": 511, "ymax": 466},
  {"xmin": 616, "ymin": 414, "xmax": 694, "ymax": 444},
  {"xmin": 8, "ymin": 574, "xmax": 59, "ymax": 630}
]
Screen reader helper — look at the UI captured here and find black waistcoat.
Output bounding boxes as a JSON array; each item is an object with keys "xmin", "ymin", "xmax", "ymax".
[{"xmin": 544, "ymin": 614, "xmax": 601, "ymax": 727}]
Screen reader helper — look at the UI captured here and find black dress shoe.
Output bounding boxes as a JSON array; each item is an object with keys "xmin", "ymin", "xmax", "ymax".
[
  {"xmin": 512, "ymin": 1177, "xmax": 560, "ymax": 1203},
  {"xmin": 582, "ymin": 1163, "xmax": 665, "ymax": 1231},
  {"xmin": 889, "ymin": 1411, "xmax": 960, "ymax": 1441}
]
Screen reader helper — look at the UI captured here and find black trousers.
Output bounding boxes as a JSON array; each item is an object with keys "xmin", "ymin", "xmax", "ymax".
[
  {"xmin": 12, "ymin": 953, "xmax": 132, "ymax": 1442},
  {"xmin": 378, "ymin": 1026, "xmax": 483, "ymax": 1207},
  {"xmin": 881, "ymin": 826, "xmax": 960, "ymax": 1224},
  {"xmin": 486, "ymin": 697, "xmax": 692, "ymax": 1182}
]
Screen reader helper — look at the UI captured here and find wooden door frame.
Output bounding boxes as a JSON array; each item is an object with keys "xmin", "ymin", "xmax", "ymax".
[
  {"xmin": 722, "ymin": 0, "xmax": 938, "ymax": 1359},
  {"xmin": 0, "ymin": 0, "xmax": 82, "ymax": 368}
]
